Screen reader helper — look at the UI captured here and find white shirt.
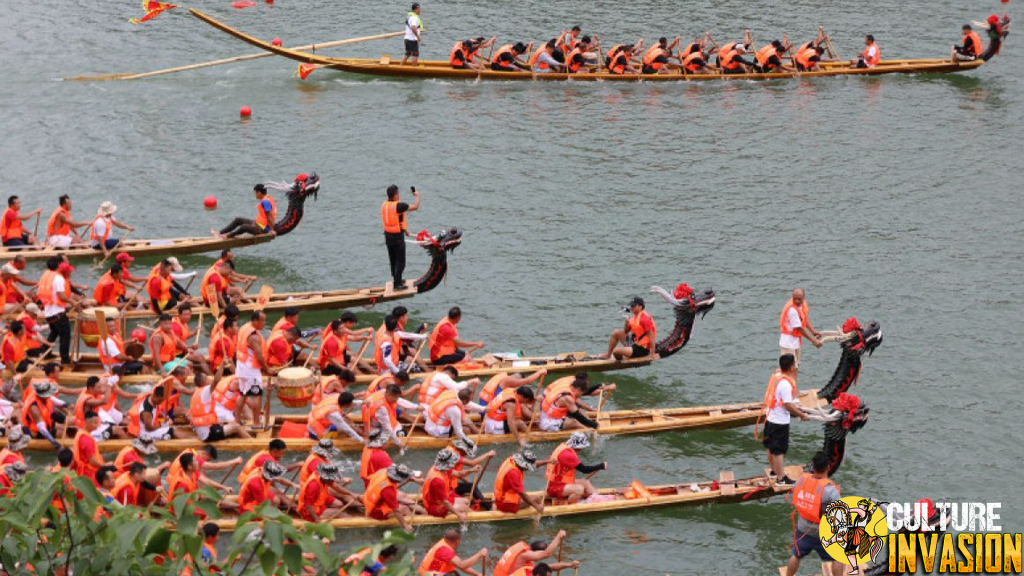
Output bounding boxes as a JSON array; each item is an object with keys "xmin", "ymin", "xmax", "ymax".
[
  {"xmin": 779, "ymin": 307, "xmax": 803, "ymax": 350},
  {"xmin": 863, "ymin": 45, "xmax": 879, "ymax": 67},
  {"xmin": 404, "ymin": 13, "xmax": 422, "ymax": 41},
  {"xmin": 100, "ymin": 336, "xmax": 122, "ymax": 367},
  {"xmin": 766, "ymin": 377, "xmax": 795, "ymax": 425},
  {"xmin": 421, "ymin": 372, "xmax": 466, "ymax": 400},
  {"xmin": 90, "ymin": 217, "xmax": 109, "ymax": 241},
  {"xmin": 43, "ymin": 275, "xmax": 67, "ymax": 317},
  {"xmin": 194, "ymin": 386, "xmax": 215, "ymax": 440}
]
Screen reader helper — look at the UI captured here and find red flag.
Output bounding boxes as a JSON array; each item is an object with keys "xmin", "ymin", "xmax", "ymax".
[
  {"xmin": 231, "ymin": 1, "xmax": 257, "ymax": 8},
  {"xmin": 128, "ymin": 0, "xmax": 178, "ymax": 24},
  {"xmin": 297, "ymin": 63, "xmax": 319, "ymax": 80}
]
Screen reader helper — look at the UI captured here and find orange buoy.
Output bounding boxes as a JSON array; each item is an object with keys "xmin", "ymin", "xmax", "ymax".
[
  {"xmin": 240, "ymin": 105, "xmax": 252, "ymax": 117},
  {"xmin": 272, "ymin": 37, "xmax": 282, "ymax": 46},
  {"xmin": 203, "ymin": 195, "xmax": 218, "ymax": 210}
]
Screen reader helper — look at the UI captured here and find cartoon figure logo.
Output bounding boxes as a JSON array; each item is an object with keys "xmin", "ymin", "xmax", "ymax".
[{"xmin": 818, "ymin": 496, "xmax": 888, "ymax": 574}]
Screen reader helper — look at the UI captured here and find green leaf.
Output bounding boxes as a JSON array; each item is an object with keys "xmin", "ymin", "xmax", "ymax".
[
  {"xmin": 259, "ymin": 548, "xmax": 277, "ymax": 576},
  {"xmin": 264, "ymin": 521, "xmax": 284, "ymax": 557},
  {"xmin": 177, "ymin": 508, "xmax": 199, "ymax": 536},
  {"xmin": 144, "ymin": 527, "xmax": 173, "ymax": 556},
  {"xmin": 283, "ymin": 543, "xmax": 304, "ymax": 574}
]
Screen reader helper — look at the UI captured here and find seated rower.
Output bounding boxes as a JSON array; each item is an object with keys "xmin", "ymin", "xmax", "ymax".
[
  {"xmin": 375, "ymin": 315, "xmax": 411, "ymax": 376},
  {"xmin": 418, "ymin": 366, "xmax": 479, "ymax": 406},
  {"xmin": 238, "ymin": 439, "xmax": 301, "ymax": 484},
  {"xmin": 92, "ymin": 264, "xmax": 130, "ymax": 308},
  {"xmin": 297, "ymin": 462, "xmax": 360, "ymax": 522},
  {"xmin": 208, "ymin": 317, "xmax": 238, "ymax": 376},
  {"xmin": 113, "ymin": 436, "xmax": 161, "ymax": 474},
  {"xmin": 150, "ymin": 313, "xmax": 208, "ymax": 376},
  {"xmin": 2, "ymin": 320, "xmax": 45, "ymax": 373},
  {"xmin": 365, "ymin": 370, "xmax": 417, "ymax": 402},
  {"xmin": 112, "ymin": 461, "xmax": 147, "ymax": 506},
  {"xmin": 564, "ymin": 36, "xmax": 593, "ymax": 74},
  {"xmin": 1, "ymin": 196, "xmax": 43, "ymax": 247},
  {"xmin": 128, "ymin": 365, "xmax": 193, "ymax": 440},
  {"xmin": 418, "ymin": 528, "xmax": 489, "ymax": 576},
  {"xmin": 538, "ymin": 374, "xmax": 615, "ymax": 432},
  {"xmin": 795, "ymin": 44, "xmax": 826, "ymax": 72},
  {"xmin": 447, "ymin": 438, "xmax": 497, "ymax": 510},
  {"xmin": 307, "ymin": 390, "xmax": 364, "ymax": 443},
  {"xmin": 266, "ymin": 326, "xmax": 305, "ymax": 369},
  {"xmin": 719, "ymin": 44, "xmax": 754, "ymax": 74},
  {"xmin": 545, "ymin": 432, "xmax": 607, "ymax": 504},
  {"xmin": 429, "ymin": 306, "xmax": 485, "ymax": 366},
  {"xmin": 363, "ymin": 464, "xmax": 424, "ymax": 531},
  {"xmin": 482, "ymin": 385, "xmax": 536, "ymax": 447},
  {"xmin": 320, "ymin": 314, "xmax": 374, "ymax": 376},
  {"xmin": 421, "ymin": 448, "xmax": 474, "ymax": 522},
  {"xmin": 191, "ymin": 372, "xmax": 251, "ymax": 442},
  {"xmin": 21, "ymin": 379, "xmax": 69, "ymax": 449},
  {"xmin": 146, "ymin": 259, "xmax": 193, "ymax": 314},
  {"xmin": 2, "ymin": 263, "xmax": 43, "ymax": 318},
  {"xmin": 360, "ymin": 429, "xmax": 394, "ymax": 487},
  {"xmin": 598, "ymin": 295, "xmax": 658, "ymax": 361},
  {"xmin": 0, "ymin": 461, "xmax": 27, "ymax": 496},
  {"xmin": 213, "ymin": 184, "xmax": 277, "ymax": 239},
  {"xmin": 754, "ymin": 39, "xmax": 793, "ymax": 73},
  {"xmin": 642, "ymin": 36, "xmax": 682, "ymax": 74},
  {"xmin": 0, "ymin": 427, "xmax": 30, "ymax": 467},
  {"xmin": 952, "ymin": 24, "xmax": 984, "ymax": 61},
  {"xmin": 606, "ymin": 44, "xmax": 639, "ymax": 75},
  {"xmin": 854, "ymin": 34, "xmax": 880, "ymax": 68},
  {"xmin": 450, "ymin": 37, "xmax": 495, "ymax": 71},
  {"xmin": 490, "ymin": 42, "xmax": 531, "ymax": 71},
  {"xmin": 424, "ymin": 388, "xmax": 484, "ymax": 444},
  {"xmin": 272, "ymin": 307, "xmax": 316, "ymax": 354},
  {"xmin": 312, "ymin": 369, "xmax": 356, "ymax": 405},
  {"xmin": 73, "ymin": 410, "xmax": 108, "ymax": 484},
  {"xmin": 88, "ymin": 201, "xmax": 135, "ymax": 256},
  {"xmin": 603, "ymin": 39, "xmax": 643, "ymax": 69},
  {"xmin": 715, "ymin": 29, "xmax": 752, "ymax": 66},
  {"xmin": 73, "ymin": 376, "xmax": 131, "ymax": 439},
  {"xmin": 680, "ymin": 35, "xmax": 713, "ymax": 74},
  {"xmin": 238, "ymin": 460, "xmax": 296, "ymax": 514},
  {"xmin": 478, "ymin": 369, "xmax": 547, "ymax": 407},
  {"xmin": 493, "ymin": 533, "xmax": 578, "ymax": 576},
  {"xmin": 532, "ymin": 40, "xmax": 567, "ymax": 73},
  {"xmin": 493, "ymin": 450, "xmax": 544, "ymax": 514},
  {"xmin": 558, "ymin": 26, "xmax": 582, "ymax": 55},
  {"xmin": 300, "ymin": 439, "xmax": 341, "ymax": 483},
  {"xmin": 362, "ymin": 383, "xmax": 423, "ymax": 446},
  {"xmin": 167, "ymin": 446, "xmax": 241, "ymax": 502}
]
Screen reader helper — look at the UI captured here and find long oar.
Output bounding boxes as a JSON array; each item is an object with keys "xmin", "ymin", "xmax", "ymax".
[
  {"xmin": 347, "ymin": 339, "xmax": 370, "ymax": 371},
  {"xmin": 523, "ymin": 375, "xmax": 547, "ymax": 441},
  {"xmin": 217, "ymin": 461, "xmax": 241, "ymax": 485},
  {"xmin": 466, "ymin": 453, "xmax": 494, "ymax": 508},
  {"xmin": 399, "ymin": 411, "xmax": 423, "ymax": 455},
  {"xmin": 64, "ymin": 31, "xmax": 405, "ymax": 82},
  {"xmin": 95, "ymin": 229, "xmax": 134, "ymax": 270},
  {"xmin": 32, "ymin": 212, "xmax": 42, "ymax": 241}
]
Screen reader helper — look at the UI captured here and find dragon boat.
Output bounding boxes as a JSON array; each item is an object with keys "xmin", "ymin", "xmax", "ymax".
[
  {"xmin": 191, "ymin": 9, "xmax": 1000, "ymax": 83},
  {"xmin": 0, "ymin": 173, "xmax": 322, "ymax": 262}
]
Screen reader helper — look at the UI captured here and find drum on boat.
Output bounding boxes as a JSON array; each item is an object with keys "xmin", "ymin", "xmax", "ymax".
[
  {"xmin": 79, "ymin": 307, "xmax": 120, "ymax": 348},
  {"xmin": 274, "ymin": 367, "xmax": 318, "ymax": 408}
]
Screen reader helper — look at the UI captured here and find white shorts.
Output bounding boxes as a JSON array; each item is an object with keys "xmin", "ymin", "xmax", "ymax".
[
  {"xmin": 539, "ymin": 412, "xmax": 564, "ymax": 432},
  {"xmin": 139, "ymin": 425, "xmax": 172, "ymax": 441},
  {"xmin": 236, "ymin": 361, "xmax": 264, "ymax": 395},
  {"xmin": 424, "ymin": 417, "xmax": 450, "ymax": 438},
  {"xmin": 47, "ymin": 235, "xmax": 73, "ymax": 249},
  {"xmin": 215, "ymin": 404, "xmax": 236, "ymax": 422},
  {"xmin": 91, "ymin": 425, "xmax": 113, "ymax": 441},
  {"xmin": 0, "ymin": 398, "xmax": 15, "ymax": 422},
  {"xmin": 99, "ymin": 407, "xmax": 123, "ymax": 426},
  {"xmin": 483, "ymin": 417, "xmax": 506, "ymax": 435}
]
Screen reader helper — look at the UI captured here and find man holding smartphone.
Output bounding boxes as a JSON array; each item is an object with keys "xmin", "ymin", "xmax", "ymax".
[{"xmin": 381, "ymin": 185, "xmax": 421, "ymax": 289}]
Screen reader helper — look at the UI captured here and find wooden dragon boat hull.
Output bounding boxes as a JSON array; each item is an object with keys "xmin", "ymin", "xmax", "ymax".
[
  {"xmin": 209, "ymin": 465, "xmax": 804, "ymax": 531},
  {"xmin": 0, "ymin": 234, "xmax": 274, "ymax": 263},
  {"xmin": 191, "ymin": 9, "xmax": 986, "ymax": 82},
  {"xmin": 8, "ymin": 390, "xmax": 822, "ymax": 453}
]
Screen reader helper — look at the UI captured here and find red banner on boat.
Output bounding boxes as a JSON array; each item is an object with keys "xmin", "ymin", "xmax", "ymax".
[
  {"xmin": 128, "ymin": 0, "xmax": 178, "ymax": 24},
  {"xmin": 297, "ymin": 63, "xmax": 318, "ymax": 80}
]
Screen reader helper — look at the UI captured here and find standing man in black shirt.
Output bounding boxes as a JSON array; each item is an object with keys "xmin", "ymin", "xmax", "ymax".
[{"xmin": 381, "ymin": 185, "xmax": 421, "ymax": 289}]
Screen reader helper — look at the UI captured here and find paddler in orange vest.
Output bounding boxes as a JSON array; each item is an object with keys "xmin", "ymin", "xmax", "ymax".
[
  {"xmin": 238, "ymin": 460, "xmax": 296, "ymax": 514},
  {"xmin": 300, "ymin": 438, "xmax": 341, "ymax": 483},
  {"xmin": 266, "ymin": 326, "xmax": 304, "ymax": 369},
  {"xmin": 2, "ymin": 320, "xmax": 42, "ymax": 374},
  {"xmin": 297, "ymin": 461, "xmax": 358, "ymax": 522},
  {"xmin": 114, "ymin": 436, "xmax": 161, "ymax": 474},
  {"xmin": 45, "ymin": 194, "xmax": 91, "ymax": 249},
  {"xmin": 854, "ymin": 34, "xmax": 880, "ymax": 68},
  {"xmin": 785, "ymin": 451, "xmax": 842, "ymax": 576},
  {"xmin": 447, "ymin": 437, "xmax": 497, "ymax": 510},
  {"xmin": 537, "ymin": 373, "xmax": 614, "ymax": 432},
  {"xmin": 150, "ymin": 313, "xmax": 203, "ymax": 376},
  {"xmin": 531, "ymin": 40, "xmax": 567, "ymax": 73},
  {"xmin": 719, "ymin": 44, "xmax": 754, "ymax": 74},
  {"xmin": 481, "ymin": 385, "xmax": 536, "ymax": 446},
  {"xmin": 679, "ymin": 34, "xmax": 713, "ymax": 74},
  {"xmin": 129, "ymin": 366, "xmax": 191, "ymax": 440},
  {"xmin": 1, "ymin": 195, "xmax": 42, "ymax": 247},
  {"xmin": 359, "ymin": 429, "xmax": 394, "ymax": 487},
  {"xmin": 714, "ymin": 29, "xmax": 752, "ymax": 66},
  {"xmin": 0, "ymin": 427, "xmax": 30, "ymax": 467},
  {"xmin": 492, "ymin": 531, "xmax": 577, "ymax": 576},
  {"xmin": 795, "ymin": 44, "xmax": 826, "ymax": 72},
  {"xmin": 418, "ymin": 527, "xmax": 489, "ymax": 576},
  {"xmin": 429, "ymin": 306, "xmax": 485, "ymax": 366},
  {"xmin": 235, "ymin": 310, "xmax": 274, "ymax": 429},
  {"xmin": 762, "ymin": 354, "xmax": 809, "ymax": 486},
  {"xmin": 423, "ymin": 388, "xmax": 483, "ymax": 445},
  {"xmin": 753, "ymin": 39, "xmax": 793, "ymax": 73},
  {"xmin": 213, "ymin": 183, "xmax": 278, "ymax": 238},
  {"xmin": 477, "ymin": 369, "xmax": 547, "ymax": 407},
  {"xmin": 88, "ymin": 201, "xmax": 135, "ymax": 256},
  {"xmin": 450, "ymin": 37, "xmax": 493, "ymax": 71},
  {"xmin": 2, "ymin": 259, "xmax": 43, "ymax": 318},
  {"xmin": 599, "ymin": 296, "xmax": 658, "ymax": 361},
  {"xmin": 420, "ymin": 448, "xmax": 474, "ymax": 522},
  {"xmin": 491, "ymin": 42, "xmax": 532, "ymax": 71},
  {"xmin": 382, "ymin": 184, "xmax": 421, "ymax": 290},
  {"xmin": 21, "ymin": 377, "xmax": 70, "ymax": 448},
  {"xmin": 112, "ymin": 461, "xmax": 147, "ymax": 506},
  {"xmin": 190, "ymin": 372, "xmax": 251, "ymax": 442},
  {"xmin": 606, "ymin": 43, "xmax": 639, "ymax": 74},
  {"xmin": 493, "ymin": 450, "xmax": 545, "ymax": 514},
  {"xmin": 641, "ymin": 36, "xmax": 682, "ymax": 74},
  {"xmin": 952, "ymin": 24, "xmax": 985, "ymax": 62},
  {"xmin": 544, "ymin": 432, "xmax": 606, "ymax": 504},
  {"xmin": 320, "ymin": 313, "xmax": 375, "ymax": 376},
  {"xmin": 363, "ymin": 383, "xmax": 423, "ymax": 445},
  {"xmin": 72, "ymin": 376, "xmax": 130, "ymax": 439},
  {"xmin": 307, "ymin": 390, "xmax": 364, "ymax": 443},
  {"xmin": 384, "ymin": 305, "xmax": 429, "ymax": 372},
  {"xmin": 72, "ymin": 411, "xmax": 107, "ymax": 485},
  {"xmin": 208, "ymin": 317, "xmax": 238, "ymax": 376},
  {"xmin": 779, "ymin": 288, "xmax": 822, "ymax": 368},
  {"xmin": 0, "ymin": 461, "xmax": 28, "ymax": 497},
  {"xmin": 363, "ymin": 464, "xmax": 424, "ymax": 531}
]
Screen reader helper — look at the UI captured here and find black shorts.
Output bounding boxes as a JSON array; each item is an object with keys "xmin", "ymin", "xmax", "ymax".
[
  {"xmin": 432, "ymin": 351, "xmax": 466, "ymax": 366},
  {"xmin": 490, "ymin": 62, "xmax": 515, "ymax": 72},
  {"xmin": 2, "ymin": 234, "xmax": 30, "ymax": 247},
  {"xmin": 15, "ymin": 359, "xmax": 30, "ymax": 372},
  {"xmin": 322, "ymin": 364, "xmax": 343, "ymax": 377},
  {"xmin": 204, "ymin": 424, "xmax": 226, "ymax": 442},
  {"xmin": 404, "ymin": 39, "xmax": 419, "ymax": 57},
  {"xmin": 243, "ymin": 385, "xmax": 263, "ymax": 397},
  {"xmin": 631, "ymin": 344, "xmax": 650, "ymax": 358},
  {"xmin": 122, "ymin": 361, "xmax": 145, "ymax": 375},
  {"xmin": 762, "ymin": 421, "xmax": 790, "ymax": 455}
]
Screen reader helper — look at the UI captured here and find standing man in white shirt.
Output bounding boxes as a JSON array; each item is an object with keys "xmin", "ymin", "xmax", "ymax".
[
  {"xmin": 778, "ymin": 288, "xmax": 822, "ymax": 368},
  {"xmin": 402, "ymin": 3, "xmax": 424, "ymax": 66},
  {"xmin": 762, "ymin": 354, "xmax": 809, "ymax": 486}
]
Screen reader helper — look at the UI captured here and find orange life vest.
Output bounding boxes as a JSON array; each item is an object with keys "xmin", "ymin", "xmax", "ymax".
[
  {"xmin": 530, "ymin": 47, "xmax": 549, "ymax": 70},
  {"xmin": 114, "ymin": 446, "xmax": 142, "ymax": 472},
  {"xmin": 605, "ymin": 44, "xmax": 625, "ymax": 62},
  {"xmin": 428, "ymin": 390, "xmax": 464, "ymax": 428},
  {"xmin": 255, "ymin": 195, "xmax": 277, "ymax": 230},
  {"xmin": 608, "ymin": 53, "xmax": 628, "ymax": 74},
  {"xmin": 418, "ymin": 539, "xmax": 457, "ymax": 575},
  {"xmin": 763, "ymin": 370, "xmax": 798, "ymax": 410},
  {"xmin": 792, "ymin": 472, "xmax": 839, "ymax": 522},
  {"xmin": 47, "ymin": 207, "xmax": 71, "ymax": 237},
  {"xmin": 167, "ymin": 448, "xmax": 198, "ymax": 483},
  {"xmin": 493, "ymin": 542, "xmax": 530, "ymax": 576},
  {"xmin": 493, "ymin": 457, "xmax": 521, "ymax": 507},
  {"xmin": 150, "ymin": 328, "xmax": 178, "ymax": 364},
  {"xmin": 300, "ymin": 452, "xmax": 326, "ymax": 484},
  {"xmin": 566, "ymin": 47, "xmax": 586, "ymax": 73},
  {"xmin": 718, "ymin": 42, "xmax": 738, "ymax": 59},
  {"xmin": 297, "ymin": 474, "xmax": 330, "ymax": 518},
  {"xmin": 362, "ymin": 469, "xmax": 397, "ymax": 517},
  {"xmin": 361, "ymin": 389, "xmax": 398, "ymax": 434},
  {"xmin": 147, "ymin": 273, "xmax": 172, "ymax": 304},
  {"xmin": 112, "ymin": 473, "xmax": 139, "ymax": 506},
  {"xmin": 420, "ymin": 466, "xmax": 457, "ymax": 511},
  {"xmin": 92, "ymin": 271, "xmax": 125, "ymax": 306},
  {"xmin": 795, "ymin": 47, "xmax": 818, "ymax": 70},
  {"xmin": 545, "ymin": 443, "xmax": 576, "ymax": 486},
  {"xmin": 308, "ymin": 394, "xmax": 341, "ymax": 438},
  {"xmin": 861, "ymin": 44, "xmax": 880, "ymax": 66},
  {"xmin": 266, "ymin": 332, "xmax": 292, "ymax": 367},
  {"xmin": 491, "ymin": 44, "xmax": 516, "ymax": 68},
  {"xmin": 683, "ymin": 50, "xmax": 705, "ymax": 72},
  {"xmin": 721, "ymin": 49, "xmax": 742, "ymax": 70},
  {"xmin": 541, "ymin": 378, "xmax": 574, "ymax": 419},
  {"xmin": 373, "ymin": 329, "xmax": 401, "ymax": 373},
  {"xmin": 127, "ymin": 393, "xmax": 164, "ymax": 437},
  {"xmin": 238, "ymin": 475, "xmax": 269, "ymax": 514},
  {"xmin": 360, "ymin": 446, "xmax": 391, "ymax": 482},
  {"xmin": 213, "ymin": 376, "xmax": 241, "ymax": 411},
  {"xmin": 318, "ymin": 330, "xmax": 347, "ymax": 371},
  {"xmin": 189, "ymin": 387, "xmax": 218, "ymax": 429},
  {"xmin": 417, "ymin": 372, "xmax": 449, "ymax": 405},
  {"xmin": 89, "ymin": 216, "xmax": 111, "ymax": 244},
  {"xmin": 963, "ymin": 31, "xmax": 983, "ymax": 56},
  {"xmin": 167, "ymin": 463, "xmax": 199, "ymax": 496},
  {"xmin": 450, "ymin": 41, "xmax": 469, "ymax": 67},
  {"xmin": 779, "ymin": 299, "xmax": 809, "ymax": 339},
  {"xmin": 428, "ymin": 317, "xmax": 458, "ymax": 361},
  {"xmin": 209, "ymin": 333, "xmax": 235, "ymax": 371},
  {"xmin": 73, "ymin": 430, "xmax": 102, "ymax": 480},
  {"xmin": 628, "ymin": 311, "xmax": 656, "ymax": 350},
  {"xmin": 21, "ymin": 387, "xmax": 53, "ymax": 435},
  {"xmin": 755, "ymin": 44, "xmax": 779, "ymax": 68},
  {"xmin": 239, "ymin": 450, "xmax": 272, "ymax": 484},
  {"xmin": 172, "ymin": 317, "xmax": 192, "ymax": 342},
  {"xmin": 1, "ymin": 332, "xmax": 25, "ymax": 365},
  {"xmin": 1, "ymin": 208, "xmax": 23, "ymax": 241},
  {"xmin": 486, "ymin": 387, "xmax": 521, "ymax": 422},
  {"xmin": 680, "ymin": 42, "xmax": 701, "ymax": 58},
  {"xmin": 642, "ymin": 46, "xmax": 666, "ymax": 71},
  {"xmin": 73, "ymin": 390, "xmax": 102, "ymax": 429},
  {"xmin": 381, "ymin": 201, "xmax": 406, "ymax": 234},
  {"xmin": 235, "ymin": 322, "xmax": 267, "ymax": 366},
  {"xmin": 478, "ymin": 374, "xmax": 504, "ymax": 405},
  {"xmin": 37, "ymin": 270, "xmax": 58, "ymax": 307}
]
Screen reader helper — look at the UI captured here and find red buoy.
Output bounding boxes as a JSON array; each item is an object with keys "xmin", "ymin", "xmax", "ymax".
[
  {"xmin": 240, "ymin": 105, "xmax": 252, "ymax": 117},
  {"xmin": 203, "ymin": 195, "xmax": 218, "ymax": 210},
  {"xmin": 272, "ymin": 37, "xmax": 282, "ymax": 46}
]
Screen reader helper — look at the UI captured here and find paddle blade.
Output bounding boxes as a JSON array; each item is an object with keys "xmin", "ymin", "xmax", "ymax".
[{"xmin": 298, "ymin": 63, "xmax": 318, "ymax": 80}]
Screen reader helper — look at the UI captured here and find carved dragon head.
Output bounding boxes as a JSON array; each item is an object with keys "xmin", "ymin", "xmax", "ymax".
[
  {"xmin": 818, "ymin": 318, "xmax": 883, "ymax": 402},
  {"xmin": 821, "ymin": 393, "xmax": 870, "ymax": 476},
  {"xmin": 413, "ymin": 227, "xmax": 463, "ymax": 293},
  {"xmin": 649, "ymin": 283, "xmax": 716, "ymax": 358},
  {"xmin": 270, "ymin": 172, "xmax": 321, "ymax": 235}
]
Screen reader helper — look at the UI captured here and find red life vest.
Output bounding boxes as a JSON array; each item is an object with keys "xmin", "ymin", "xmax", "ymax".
[
  {"xmin": 428, "ymin": 317, "xmax": 458, "ymax": 361},
  {"xmin": 418, "ymin": 538, "xmax": 457, "ymax": 575},
  {"xmin": 545, "ymin": 442, "xmax": 576, "ymax": 486}
]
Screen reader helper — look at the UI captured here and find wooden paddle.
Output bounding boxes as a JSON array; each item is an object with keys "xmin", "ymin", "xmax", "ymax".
[
  {"xmin": 466, "ymin": 453, "xmax": 494, "ymax": 508},
  {"xmin": 347, "ymin": 339, "xmax": 370, "ymax": 371},
  {"xmin": 301, "ymin": 330, "xmax": 322, "ymax": 369},
  {"xmin": 523, "ymin": 375, "xmax": 547, "ymax": 441},
  {"xmin": 95, "ymin": 229, "xmax": 133, "ymax": 270},
  {"xmin": 282, "ymin": 467, "xmax": 304, "ymax": 514},
  {"xmin": 32, "ymin": 212, "xmax": 41, "ymax": 240},
  {"xmin": 254, "ymin": 285, "xmax": 274, "ymax": 312},
  {"xmin": 64, "ymin": 31, "xmax": 405, "ymax": 81},
  {"xmin": 205, "ymin": 284, "xmax": 221, "ymax": 320},
  {"xmin": 217, "ymin": 461, "xmax": 241, "ymax": 485},
  {"xmin": 400, "ymin": 411, "xmax": 423, "ymax": 453}
]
